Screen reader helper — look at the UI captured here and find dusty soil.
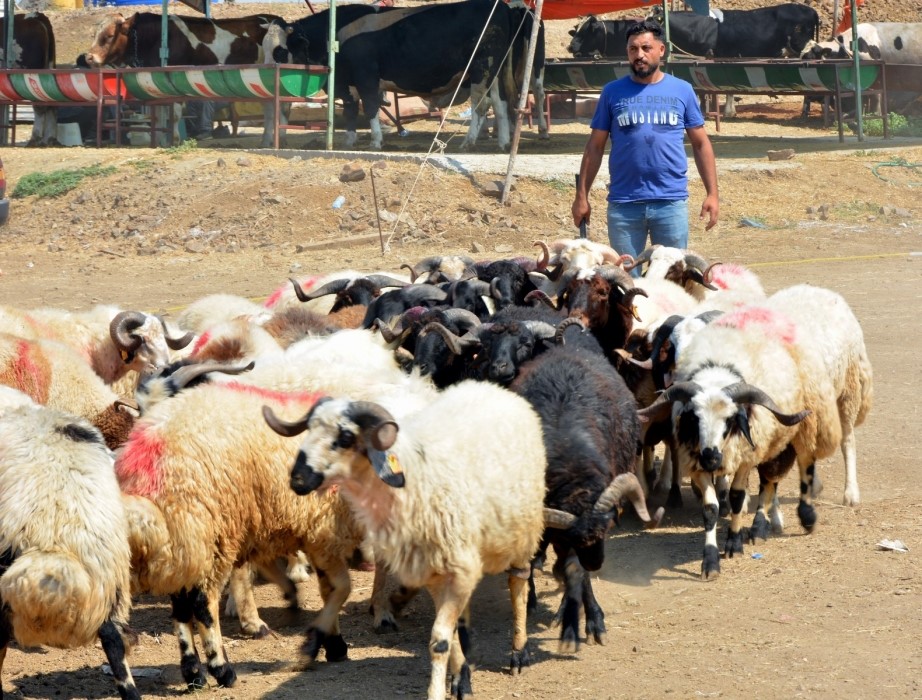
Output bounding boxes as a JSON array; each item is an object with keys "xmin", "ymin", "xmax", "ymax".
[{"xmin": 1, "ymin": 3, "xmax": 922, "ymax": 700}]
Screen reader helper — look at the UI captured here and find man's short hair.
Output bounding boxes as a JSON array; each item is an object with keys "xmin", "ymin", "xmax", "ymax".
[{"xmin": 626, "ymin": 19, "xmax": 665, "ymax": 42}]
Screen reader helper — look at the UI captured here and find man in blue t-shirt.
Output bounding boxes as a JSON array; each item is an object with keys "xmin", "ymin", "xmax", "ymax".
[{"xmin": 571, "ymin": 19, "xmax": 719, "ymax": 272}]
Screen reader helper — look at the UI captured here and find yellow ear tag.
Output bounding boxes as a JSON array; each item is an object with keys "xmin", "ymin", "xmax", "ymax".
[
  {"xmin": 120, "ymin": 350, "xmax": 130, "ymax": 362},
  {"xmin": 387, "ymin": 453, "xmax": 403, "ymax": 474}
]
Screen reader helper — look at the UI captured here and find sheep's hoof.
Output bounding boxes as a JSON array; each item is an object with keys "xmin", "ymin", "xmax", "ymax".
[
  {"xmin": 210, "ymin": 663, "xmax": 237, "ymax": 688},
  {"xmin": 724, "ymin": 528, "xmax": 745, "ymax": 558},
  {"xmin": 250, "ymin": 624, "xmax": 272, "ymax": 639},
  {"xmin": 558, "ymin": 629, "xmax": 579, "ymax": 655},
  {"xmin": 797, "ymin": 502, "xmax": 818, "ymax": 533},
  {"xmin": 181, "ymin": 659, "xmax": 207, "ymax": 690},
  {"xmin": 509, "ymin": 644, "xmax": 531, "ymax": 674},
  {"xmin": 748, "ymin": 512, "xmax": 771, "ymax": 544},
  {"xmin": 450, "ymin": 662, "xmax": 474, "ymax": 698},
  {"xmin": 701, "ymin": 545, "xmax": 721, "ymax": 580},
  {"xmin": 303, "ymin": 627, "xmax": 325, "ymax": 661},
  {"xmin": 584, "ymin": 608, "xmax": 606, "ymax": 646},
  {"xmin": 323, "ymin": 633, "xmax": 349, "ymax": 662},
  {"xmin": 374, "ymin": 616, "xmax": 398, "ymax": 634}
]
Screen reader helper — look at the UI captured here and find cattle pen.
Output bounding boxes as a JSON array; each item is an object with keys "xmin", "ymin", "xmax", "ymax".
[
  {"xmin": 541, "ymin": 57, "xmax": 892, "ymax": 142},
  {"xmin": 0, "ymin": 63, "xmax": 329, "ymax": 149}
]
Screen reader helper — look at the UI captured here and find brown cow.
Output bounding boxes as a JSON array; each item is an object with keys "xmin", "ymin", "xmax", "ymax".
[
  {"xmin": 84, "ymin": 12, "xmax": 282, "ymax": 146},
  {"xmin": 1, "ymin": 12, "xmax": 58, "ymax": 146}
]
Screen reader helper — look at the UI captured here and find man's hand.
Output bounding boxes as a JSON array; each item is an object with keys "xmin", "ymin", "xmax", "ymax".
[
  {"xmin": 700, "ymin": 193, "xmax": 719, "ymax": 230},
  {"xmin": 572, "ymin": 196, "xmax": 591, "ymax": 229}
]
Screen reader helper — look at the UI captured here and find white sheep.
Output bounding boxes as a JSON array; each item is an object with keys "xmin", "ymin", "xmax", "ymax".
[
  {"xmin": 263, "ymin": 379, "xmax": 547, "ymax": 700},
  {"xmin": 0, "ymin": 333, "xmax": 136, "ymax": 448},
  {"xmin": 114, "ymin": 328, "xmax": 437, "ymax": 688},
  {"xmin": 638, "ymin": 302, "xmax": 823, "ymax": 580},
  {"xmin": 0, "ymin": 304, "xmax": 193, "ymax": 385},
  {"xmin": 175, "ymin": 293, "xmax": 270, "ymax": 334},
  {"xmin": 0, "ymin": 398, "xmax": 139, "ymax": 699}
]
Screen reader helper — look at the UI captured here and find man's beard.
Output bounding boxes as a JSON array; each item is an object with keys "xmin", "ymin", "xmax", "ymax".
[{"xmin": 630, "ymin": 60, "xmax": 659, "ymax": 78}]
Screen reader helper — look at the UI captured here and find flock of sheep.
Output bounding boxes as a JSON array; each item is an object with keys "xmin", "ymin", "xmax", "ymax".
[{"xmin": 0, "ymin": 239, "xmax": 872, "ymax": 699}]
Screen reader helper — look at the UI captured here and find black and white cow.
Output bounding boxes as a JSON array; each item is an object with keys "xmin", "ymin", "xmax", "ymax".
[
  {"xmin": 1, "ymin": 13, "xmax": 57, "ymax": 146},
  {"xmin": 84, "ymin": 12, "xmax": 282, "ymax": 146},
  {"xmin": 566, "ymin": 16, "xmax": 639, "ymax": 59},
  {"xmin": 282, "ymin": 0, "xmax": 540, "ymax": 150},
  {"xmin": 653, "ymin": 3, "xmax": 820, "ymax": 116}
]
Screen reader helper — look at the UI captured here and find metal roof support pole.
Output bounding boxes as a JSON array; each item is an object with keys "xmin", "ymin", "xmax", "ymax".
[
  {"xmin": 326, "ymin": 0, "xmax": 337, "ymax": 151},
  {"xmin": 849, "ymin": 0, "xmax": 863, "ymax": 141},
  {"xmin": 500, "ymin": 0, "xmax": 545, "ymax": 206},
  {"xmin": 160, "ymin": 0, "xmax": 169, "ymax": 66}
]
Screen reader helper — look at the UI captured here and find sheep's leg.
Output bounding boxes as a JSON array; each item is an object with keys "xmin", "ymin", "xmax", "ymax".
[
  {"xmin": 749, "ymin": 471, "xmax": 776, "ymax": 543},
  {"xmin": 716, "ymin": 475, "xmax": 731, "ymax": 517},
  {"xmin": 302, "ymin": 555, "xmax": 351, "ymax": 663},
  {"xmin": 508, "ymin": 569, "xmax": 531, "ymax": 674},
  {"xmin": 98, "ymin": 619, "xmax": 140, "ymax": 700},
  {"xmin": 695, "ymin": 472, "xmax": 721, "ymax": 581},
  {"xmin": 723, "ymin": 468, "xmax": 751, "ymax": 558},
  {"xmin": 582, "ymin": 573, "xmax": 606, "ymax": 646},
  {"xmin": 426, "ymin": 572, "xmax": 476, "ymax": 700},
  {"xmin": 371, "ymin": 563, "xmax": 398, "ymax": 633},
  {"xmin": 171, "ymin": 590, "xmax": 208, "ymax": 689},
  {"xmin": 225, "ymin": 564, "xmax": 272, "ymax": 638},
  {"xmin": 841, "ymin": 428, "xmax": 860, "ymax": 506},
  {"xmin": 1, "ymin": 606, "xmax": 11, "ymax": 698},
  {"xmin": 796, "ymin": 461, "xmax": 819, "ymax": 533},
  {"xmin": 527, "ymin": 538, "xmax": 549, "ymax": 613},
  {"xmin": 191, "ymin": 587, "xmax": 236, "ymax": 687},
  {"xmin": 449, "ymin": 604, "xmax": 473, "ymax": 697},
  {"xmin": 553, "ymin": 547, "xmax": 583, "ymax": 653},
  {"xmin": 287, "ymin": 551, "xmax": 312, "ymax": 583}
]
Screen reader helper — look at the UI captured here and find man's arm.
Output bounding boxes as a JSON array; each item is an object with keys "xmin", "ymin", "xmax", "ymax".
[
  {"xmin": 571, "ymin": 128, "xmax": 609, "ymax": 228},
  {"xmin": 687, "ymin": 125, "xmax": 719, "ymax": 230}
]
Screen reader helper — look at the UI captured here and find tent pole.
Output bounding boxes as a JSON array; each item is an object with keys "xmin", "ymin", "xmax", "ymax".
[
  {"xmin": 500, "ymin": 0, "xmax": 545, "ymax": 206},
  {"xmin": 161, "ymin": 0, "xmax": 169, "ymax": 66},
  {"xmin": 326, "ymin": 0, "xmax": 337, "ymax": 151},
  {"xmin": 849, "ymin": 0, "xmax": 863, "ymax": 141}
]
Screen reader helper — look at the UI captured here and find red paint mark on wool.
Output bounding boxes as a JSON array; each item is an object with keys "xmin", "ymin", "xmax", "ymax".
[
  {"xmin": 263, "ymin": 276, "xmax": 320, "ymax": 308},
  {"xmin": 708, "ymin": 263, "xmax": 746, "ymax": 290},
  {"xmin": 190, "ymin": 330, "xmax": 212, "ymax": 357},
  {"xmin": 12, "ymin": 339, "xmax": 45, "ymax": 396},
  {"xmin": 222, "ymin": 381, "xmax": 324, "ymax": 407},
  {"xmin": 715, "ymin": 307, "xmax": 797, "ymax": 345},
  {"xmin": 116, "ymin": 425, "xmax": 166, "ymax": 498}
]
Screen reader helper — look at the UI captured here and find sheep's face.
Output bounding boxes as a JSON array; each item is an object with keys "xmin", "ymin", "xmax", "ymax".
[
  {"xmin": 289, "ymin": 398, "xmax": 403, "ymax": 496},
  {"xmin": 675, "ymin": 389, "xmax": 738, "ymax": 474}
]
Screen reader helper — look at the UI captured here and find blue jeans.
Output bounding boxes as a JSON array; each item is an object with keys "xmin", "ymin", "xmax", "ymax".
[{"xmin": 606, "ymin": 200, "xmax": 689, "ymax": 276}]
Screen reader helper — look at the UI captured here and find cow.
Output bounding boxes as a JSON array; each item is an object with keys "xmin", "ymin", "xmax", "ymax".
[
  {"xmin": 567, "ymin": 16, "xmax": 640, "ymax": 58},
  {"xmin": 83, "ymin": 12, "xmax": 283, "ymax": 147},
  {"xmin": 652, "ymin": 4, "xmax": 820, "ymax": 116},
  {"xmin": 281, "ymin": 0, "xmax": 539, "ymax": 151},
  {"xmin": 1, "ymin": 12, "xmax": 57, "ymax": 147},
  {"xmin": 801, "ymin": 23, "xmax": 922, "ymax": 115}
]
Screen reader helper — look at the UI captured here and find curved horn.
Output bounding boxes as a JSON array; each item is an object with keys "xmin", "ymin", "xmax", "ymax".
[
  {"xmin": 660, "ymin": 381, "xmax": 702, "ymax": 404},
  {"xmin": 723, "ymin": 382, "xmax": 811, "ymax": 426},
  {"xmin": 110, "ymin": 311, "xmax": 146, "ymax": 353},
  {"xmin": 373, "ymin": 317, "xmax": 411, "ymax": 347},
  {"xmin": 399, "ymin": 263, "xmax": 420, "ymax": 283},
  {"xmin": 489, "ymin": 277, "xmax": 503, "ymax": 301},
  {"xmin": 364, "ymin": 274, "xmax": 410, "ymax": 290},
  {"xmin": 683, "ymin": 252, "xmax": 712, "ymax": 273},
  {"xmin": 262, "ymin": 404, "xmax": 310, "ymax": 437},
  {"xmin": 441, "ymin": 308, "xmax": 482, "ymax": 333},
  {"xmin": 523, "ymin": 289, "xmax": 557, "ymax": 309},
  {"xmin": 600, "ymin": 248, "xmax": 625, "ymax": 266},
  {"xmin": 593, "ymin": 473, "xmax": 665, "ymax": 530},
  {"xmin": 543, "ymin": 507, "xmax": 577, "ymax": 529},
  {"xmin": 168, "ymin": 360, "xmax": 255, "ymax": 391},
  {"xmin": 418, "ymin": 322, "xmax": 480, "ymax": 356},
  {"xmin": 598, "ymin": 265, "xmax": 635, "ymax": 291},
  {"xmin": 622, "ymin": 245, "xmax": 659, "ymax": 272},
  {"xmin": 290, "ymin": 277, "xmax": 350, "ymax": 302},
  {"xmin": 533, "ymin": 240, "xmax": 550, "ymax": 271},
  {"xmin": 403, "ymin": 256, "xmax": 443, "ymax": 284},
  {"xmin": 523, "ymin": 320, "xmax": 557, "ymax": 341},
  {"xmin": 554, "ymin": 317, "xmax": 586, "ymax": 345},
  {"xmin": 157, "ymin": 317, "xmax": 195, "ymax": 350},
  {"xmin": 703, "ymin": 262, "xmax": 724, "ymax": 285},
  {"xmin": 114, "ymin": 398, "xmax": 140, "ymax": 415}
]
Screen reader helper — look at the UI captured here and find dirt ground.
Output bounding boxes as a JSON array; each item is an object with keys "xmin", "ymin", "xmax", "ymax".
[{"xmin": 1, "ymin": 3, "xmax": 922, "ymax": 699}]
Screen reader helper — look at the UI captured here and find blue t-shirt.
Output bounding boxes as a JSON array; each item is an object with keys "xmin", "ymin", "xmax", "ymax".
[{"xmin": 590, "ymin": 73, "xmax": 704, "ymax": 203}]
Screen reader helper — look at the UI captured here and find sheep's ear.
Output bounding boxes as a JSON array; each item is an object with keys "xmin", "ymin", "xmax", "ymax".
[{"xmin": 368, "ymin": 447, "xmax": 405, "ymax": 488}]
